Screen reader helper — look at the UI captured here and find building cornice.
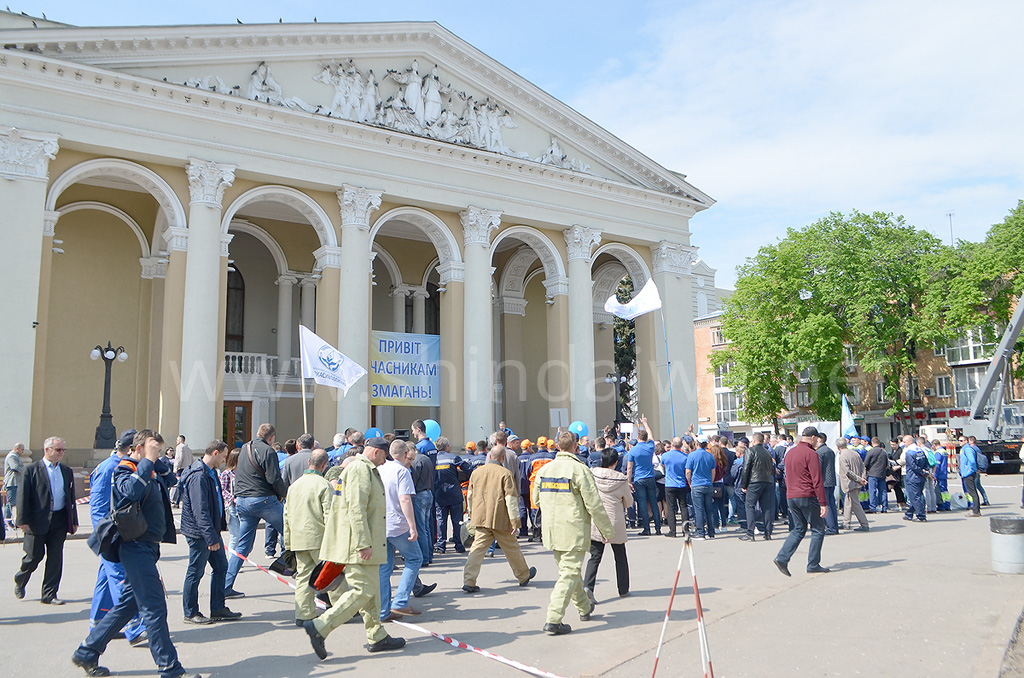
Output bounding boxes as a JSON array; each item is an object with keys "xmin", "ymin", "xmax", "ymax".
[{"xmin": 0, "ymin": 23, "xmax": 713, "ymax": 206}]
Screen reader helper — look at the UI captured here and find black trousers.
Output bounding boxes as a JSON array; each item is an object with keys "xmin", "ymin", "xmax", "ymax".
[
  {"xmin": 745, "ymin": 481, "xmax": 776, "ymax": 538},
  {"xmin": 664, "ymin": 486, "xmax": 690, "ymax": 536},
  {"xmin": 583, "ymin": 540, "xmax": 629, "ymax": 596},
  {"xmin": 15, "ymin": 508, "xmax": 68, "ymax": 599}
]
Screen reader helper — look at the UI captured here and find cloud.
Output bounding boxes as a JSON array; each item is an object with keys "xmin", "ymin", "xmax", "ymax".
[{"xmin": 569, "ymin": 0, "xmax": 1024, "ymax": 286}]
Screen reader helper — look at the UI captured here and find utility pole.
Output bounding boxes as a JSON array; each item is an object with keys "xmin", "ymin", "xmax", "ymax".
[{"xmin": 945, "ymin": 211, "xmax": 955, "ymax": 246}]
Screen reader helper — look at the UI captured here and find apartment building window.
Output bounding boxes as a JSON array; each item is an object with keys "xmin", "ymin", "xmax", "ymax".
[
  {"xmin": 844, "ymin": 345, "xmax": 858, "ymax": 370},
  {"xmin": 711, "ymin": 327, "xmax": 726, "ymax": 346},
  {"xmin": 954, "ymin": 365, "xmax": 989, "ymax": 408},
  {"xmin": 946, "ymin": 328, "xmax": 998, "ymax": 365},
  {"xmin": 847, "ymin": 383, "xmax": 861, "ymax": 406},
  {"xmin": 936, "ymin": 375, "xmax": 952, "ymax": 398},
  {"xmin": 796, "ymin": 384, "xmax": 812, "ymax": 407},
  {"xmin": 716, "ymin": 392, "xmax": 741, "ymax": 423},
  {"xmin": 933, "ymin": 343, "xmax": 946, "ymax": 357},
  {"xmin": 876, "ymin": 379, "xmax": 890, "ymax": 404},
  {"xmin": 714, "ymin": 362, "xmax": 733, "ymax": 389}
]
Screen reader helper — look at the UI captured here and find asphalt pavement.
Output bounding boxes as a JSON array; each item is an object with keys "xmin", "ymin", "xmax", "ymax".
[{"xmin": 2, "ymin": 475, "xmax": 1023, "ymax": 678}]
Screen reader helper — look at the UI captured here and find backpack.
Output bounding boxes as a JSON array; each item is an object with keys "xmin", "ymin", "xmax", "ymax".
[{"xmin": 976, "ymin": 447, "xmax": 989, "ymax": 472}]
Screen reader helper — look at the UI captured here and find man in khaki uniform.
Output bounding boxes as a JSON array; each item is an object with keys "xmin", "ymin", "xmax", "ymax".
[
  {"xmin": 463, "ymin": 445, "xmax": 537, "ymax": 592},
  {"xmin": 533, "ymin": 432, "xmax": 615, "ymax": 636},
  {"xmin": 302, "ymin": 438, "xmax": 405, "ymax": 660},
  {"xmin": 284, "ymin": 449, "xmax": 333, "ymax": 627}
]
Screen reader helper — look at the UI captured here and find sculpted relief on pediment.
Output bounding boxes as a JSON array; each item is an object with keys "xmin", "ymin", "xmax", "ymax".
[{"xmin": 169, "ymin": 58, "xmax": 592, "ymax": 174}]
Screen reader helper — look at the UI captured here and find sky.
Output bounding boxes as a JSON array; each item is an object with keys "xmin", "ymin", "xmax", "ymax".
[{"xmin": 12, "ymin": 0, "xmax": 1024, "ymax": 288}]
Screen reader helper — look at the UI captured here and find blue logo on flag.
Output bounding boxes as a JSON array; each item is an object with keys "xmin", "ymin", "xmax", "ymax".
[{"xmin": 318, "ymin": 345, "xmax": 343, "ymax": 372}]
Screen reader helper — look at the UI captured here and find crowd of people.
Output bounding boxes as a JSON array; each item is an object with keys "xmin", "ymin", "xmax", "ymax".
[{"xmin": 0, "ymin": 418, "xmax": 1015, "ymax": 677}]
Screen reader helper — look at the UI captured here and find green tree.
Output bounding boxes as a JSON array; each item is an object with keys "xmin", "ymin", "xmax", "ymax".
[
  {"xmin": 613, "ymin": 277, "xmax": 636, "ymax": 421},
  {"xmin": 714, "ymin": 210, "xmax": 946, "ymax": 432}
]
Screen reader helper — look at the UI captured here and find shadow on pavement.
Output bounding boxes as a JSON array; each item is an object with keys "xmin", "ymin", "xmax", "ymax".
[{"xmin": 829, "ymin": 559, "xmax": 904, "ymax": 570}]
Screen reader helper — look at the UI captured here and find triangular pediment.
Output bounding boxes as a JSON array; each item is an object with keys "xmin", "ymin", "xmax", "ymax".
[{"xmin": 1, "ymin": 19, "xmax": 712, "ymax": 206}]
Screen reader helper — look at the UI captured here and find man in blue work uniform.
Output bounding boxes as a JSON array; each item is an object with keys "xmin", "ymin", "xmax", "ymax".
[
  {"xmin": 87, "ymin": 429, "xmax": 145, "ymax": 645},
  {"xmin": 517, "ymin": 440, "xmax": 535, "ymax": 537},
  {"xmin": 902, "ymin": 435, "xmax": 931, "ymax": 522},
  {"xmin": 72, "ymin": 429, "xmax": 201, "ymax": 678},
  {"xmin": 433, "ymin": 438, "xmax": 468, "ymax": 554},
  {"xmin": 932, "ymin": 441, "xmax": 951, "ymax": 511},
  {"xmin": 413, "ymin": 420, "xmax": 438, "ymax": 546}
]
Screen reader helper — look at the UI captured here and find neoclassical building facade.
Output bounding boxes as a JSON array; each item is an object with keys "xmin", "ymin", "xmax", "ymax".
[{"xmin": 0, "ymin": 13, "xmax": 713, "ymax": 460}]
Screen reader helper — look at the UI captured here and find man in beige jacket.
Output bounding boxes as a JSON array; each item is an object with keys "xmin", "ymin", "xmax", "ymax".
[
  {"xmin": 284, "ymin": 449, "xmax": 333, "ymax": 627},
  {"xmin": 302, "ymin": 438, "xmax": 404, "ymax": 660},
  {"xmin": 463, "ymin": 445, "xmax": 537, "ymax": 592},
  {"xmin": 837, "ymin": 439, "xmax": 869, "ymax": 531}
]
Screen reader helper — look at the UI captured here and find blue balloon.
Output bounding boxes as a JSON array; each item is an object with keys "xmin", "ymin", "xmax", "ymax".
[
  {"xmin": 424, "ymin": 419, "xmax": 441, "ymax": 440},
  {"xmin": 568, "ymin": 421, "xmax": 589, "ymax": 438},
  {"xmin": 365, "ymin": 427, "xmax": 384, "ymax": 439}
]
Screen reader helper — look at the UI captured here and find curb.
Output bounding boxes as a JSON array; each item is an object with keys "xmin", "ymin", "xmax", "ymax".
[{"xmin": 1001, "ymin": 604, "xmax": 1024, "ymax": 677}]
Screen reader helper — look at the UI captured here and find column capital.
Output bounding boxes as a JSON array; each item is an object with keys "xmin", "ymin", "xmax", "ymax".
[
  {"xmin": 390, "ymin": 285, "xmax": 412, "ymax": 298},
  {"xmin": 652, "ymin": 240, "xmax": 698, "ymax": 277},
  {"xmin": 438, "ymin": 261, "xmax": 465, "ymax": 285},
  {"xmin": 139, "ymin": 256, "xmax": 167, "ymax": 279},
  {"xmin": 563, "ymin": 224, "xmax": 602, "ymax": 262},
  {"xmin": 460, "ymin": 206, "xmax": 502, "ymax": 247},
  {"xmin": 500, "ymin": 296, "xmax": 528, "ymax": 316},
  {"xmin": 163, "ymin": 226, "xmax": 190, "ymax": 252},
  {"xmin": 220, "ymin": 233, "xmax": 234, "ymax": 258},
  {"xmin": 410, "ymin": 287, "xmax": 431, "ymax": 300},
  {"xmin": 186, "ymin": 158, "xmax": 236, "ymax": 206},
  {"xmin": 338, "ymin": 184, "xmax": 383, "ymax": 228},
  {"xmin": 313, "ymin": 245, "xmax": 343, "ymax": 270},
  {"xmin": 593, "ymin": 310, "xmax": 615, "ymax": 325},
  {"xmin": 275, "ymin": 273, "xmax": 298, "ymax": 286},
  {"xmin": 543, "ymin": 276, "xmax": 569, "ymax": 298},
  {"xmin": 299, "ymin": 274, "xmax": 321, "ymax": 288},
  {"xmin": 0, "ymin": 127, "xmax": 59, "ymax": 181},
  {"xmin": 43, "ymin": 210, "xmax": 60, "ymax": 237}
]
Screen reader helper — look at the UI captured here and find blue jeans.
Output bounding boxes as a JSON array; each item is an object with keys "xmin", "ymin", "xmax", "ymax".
[
  {"xmin": 712, "ymin": 482, "xmax": 727, "ymax": 527},
  {"xmin": 3, "ymin": 484, "xmax": 15, "ymax": 522},
  {"xmin": 225, "ymin": 495, "xmax": 284, "ymax": 590},
  {"xmin": 380, "ymin": 531, "xmax": 422, "ymax": 618},
  {"xmin": 413, "ymin": 490, "xmax": 434, "ymax": 565},
  {"xmin": 264, "ymin": 522, "xmax": 282, "ymax": 556},
  {"xmin": 775, "ymin": 497, "xmax": 825, "ymax": 571},
  {"xmin": 690, "ymin": 485, "xmax": 715, "ymax": 538},
  {"xmin": 867, "ymin": 477, "xmax": 887, "ymax": 512},
  {"xmin": 226, "ymin": 505, "xmax": 239, "ymax": 552},
  {"xmin": 74, "ymin": 541, "xmax": 184, "ymax": 678},
  {"xmin": 435, "ymin": 502, "xmax": 464, "ymax": 550},
  {"xmin": 824, "ymin": 487, "xmax": 839, "ymax": 532},
  {"xmin": 634, "ymin": 477, "xmax": 661, "ymax": 533},
  {"xmin": 183, "ymin": 536, "xmax": 227, "ymax": 618},
  {"xmin": 90, "ymin": 557, "xmax": 144, "ymax": 641}
]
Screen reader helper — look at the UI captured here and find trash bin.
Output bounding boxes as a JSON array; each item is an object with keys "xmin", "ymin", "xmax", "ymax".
[{"xmin": 990, "ymin": 516, "xmax": 1024, "ymax": 574}]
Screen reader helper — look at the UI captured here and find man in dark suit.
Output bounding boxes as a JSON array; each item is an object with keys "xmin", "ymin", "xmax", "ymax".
[{"xmin": 15, "ymin": 436, "xmax": 79, "ymax": 604}]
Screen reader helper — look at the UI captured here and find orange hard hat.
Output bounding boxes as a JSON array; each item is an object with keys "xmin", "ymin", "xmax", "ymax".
[
  {"xmin": 537, "ymin": 436, "xmax": 547, "ymax": 446},
  {"xmin": 465, "ymin": 441, "xmax": 476, "ymax": 451}
]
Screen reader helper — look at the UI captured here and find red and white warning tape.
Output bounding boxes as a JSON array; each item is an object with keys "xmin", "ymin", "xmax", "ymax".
[
  {"xmin": 228, "ymin": 547, "xmax": 566, "ymax": 678},
  {"xmin": 76, "ymin": 495, "xmax": 91, "ymax": 505}
]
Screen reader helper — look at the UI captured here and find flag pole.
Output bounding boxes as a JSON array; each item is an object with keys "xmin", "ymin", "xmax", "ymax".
[
  {"xmin": 299, "ymin": 325, "xmax": 309, "ymax": 434},
  {"xmin": 659, "ymin": 306, "xmax": 677, "ymax": 437}
]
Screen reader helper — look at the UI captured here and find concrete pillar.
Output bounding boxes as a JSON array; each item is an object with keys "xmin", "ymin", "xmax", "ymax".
[
  {"xmin": 439, "ymin": 261, "xmax": 466, "ymax": 443},
  {"xmin": 412, "ymin": 289, "xmax": 428, "ymax": 334},
  {"xmin": 142, "ymin": 258, "xmax": 167, "ymax": 433},
  {"xmin": 0, "ymin": 128, "xmax": 58, "ymax": 449},
  {"xmin": 564, "ymin": 225, "xmax": 602, "ymax": 430},
  {"xmin": 544, "ymin": 278, "xmax": 571, "ymax": 424},
  {"xmin": 593, "ymin": 312, "xmax": 617, "ymax": 429},
  {"xmin": 460, "ymin": 207, "xmax": 501, "ymax": 441},
  {"xmin": 179, "ymin": 158, "xmax": 235, "ymax": 443},
  {"xmin": 336, "ymin": 185, "xmax": 382, "ymax": 432},
  {"xmin": 391, "ymin": 286, "xmax": 408, "ymax": 333},
  {"xmin": 312, "ymin": 247, "xmax": 342, "ymax": 446},
  {"xmin": 299, "ymin": 276, "xmax": 317, "ymax": 332},
  {"xmin": 30, "ymin": 209, "xmax": 59, "ymax": 447},
  {"xmin": 651, "ymin": 241, "xmax": 699, "ymax": 438},
  {"xmin": 500, "ymin": 297, "xmax": 528, "ymax": 435},
  {"xmin": 275, "ymin": 274, "xmax": 296, "ymax": 375},
  {"xmin": 158, "ymin": 230, "xmax": 188, "ymax": 439}
]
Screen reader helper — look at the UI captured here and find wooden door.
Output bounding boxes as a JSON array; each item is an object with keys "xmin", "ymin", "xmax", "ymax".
[{"xmin": 224, "ymin": 401, "xmax": 252, "ymax": 449}]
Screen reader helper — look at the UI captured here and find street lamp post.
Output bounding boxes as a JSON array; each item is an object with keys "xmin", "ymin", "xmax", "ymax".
[
  {"xmin": 605, "ymin": 372, "xmax": 628, "ymax": 423},
  {"xmin": 90, "ymin": 341, "xmax": 128, "ymax": 449}
]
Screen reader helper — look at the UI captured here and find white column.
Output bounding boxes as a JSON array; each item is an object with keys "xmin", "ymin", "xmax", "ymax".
[
  {"xmin": 461, "ymin": 206, "xmax": 501, "ymax": 440},
  {"xmin": 412, "ymin": 289, "xmax": 428, "ymax": 334},
  {"xmin": 564, "ymin": 225, "xmax": 602, "ymax": 430},
  {"xmin": 651, "ymin": 240, "xmax": 699, "ymax": 437},
  {"xmin": 299, "ymin": 276, "xmax": 317, "ymax": 332},
  {"xmin": 275, "ymin": 274, "xmax": 296, "ymax": 375},
  {"xmin": 179, "ymin": 158, "xmax": 235, "ymax": 443},
  {"xmin": 391, "ymin": 286, "xmax": 408, "ymax": 333},
  {"xmin": 0, "ymin": 128, "xmax": 58, "ymax": 449},
  {"xmin": 336, "ymin": 185, "xmax": 382, "ymax": 432}
]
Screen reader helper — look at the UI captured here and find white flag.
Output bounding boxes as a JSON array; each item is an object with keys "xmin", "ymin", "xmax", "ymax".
[
  {"xmin": 299, "ymin": 325, "xmax": 367, "ymax": 394},
  {"xmin": 604, "ymin": 278, "xmax": 663, "ymax": 321}
]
